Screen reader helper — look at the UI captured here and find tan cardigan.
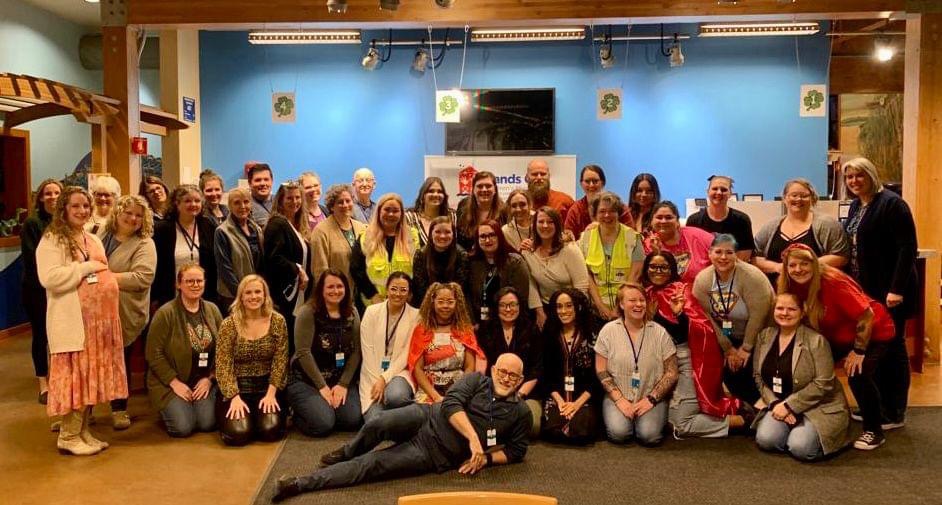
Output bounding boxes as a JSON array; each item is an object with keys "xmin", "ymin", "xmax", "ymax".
[
  {"xmin": 36, "ymin": 233, "xmax": 105, "ymax": 353},
  {"xmin": 106, "ymin": 235, "xmax": 157, "ymax": 345},
  {"xmin": 692, "ymin": 260, "xmax": 774, "ymax": 352},
  {"xmin": 310, "ymin": 216, "xmax": 366, "ymax": 284}
]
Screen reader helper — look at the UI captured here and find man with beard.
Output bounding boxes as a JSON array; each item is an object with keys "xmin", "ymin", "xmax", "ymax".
[
  {"xmin": 272, "ymin": 353, "xmax": 532, "ymax": 502},
  {"xmin": 246, "ymin": 162, "xmax": 275, "ymax": 228},
  {"xmin": 527, "ymin": 159, "xmax": 574, "ymax": 217},
  {"xmin": 351, "ymin": 167, "xmax": 377, "ymax": 223}
]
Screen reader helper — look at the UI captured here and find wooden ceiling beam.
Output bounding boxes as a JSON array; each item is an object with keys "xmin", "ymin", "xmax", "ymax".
[
  {"xmin": 2, "ymin": 102, "xmax": 72, "ymax": 129},
  {"xmin": 128, "ymin": 0, "xmax": 906, "ymax": 27}
]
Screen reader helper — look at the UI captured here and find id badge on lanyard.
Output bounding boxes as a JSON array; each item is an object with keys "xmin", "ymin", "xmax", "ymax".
[
  {"xmin": 198, "ymin": 352, "xmax": 209, "ymax": 368},
  {"xmin": 480, "ymin": 305, "xmax": 490, "ymax": 321},
  {"xmin": 772, "ymin": 375, "xmax": 783, "ymax": 395},
  {"xmin": 86, "ymin": 272, "xmax": 99, "ymax": 284},
  {"xmin": 630, "ymin": 368, "xmax": 642, "ymax": 400},
  {"xmin": 486, "ymin": 428, "xmax": 497, "ymax": 447},
  {"xmin": 381, "ymin": 355, "xmax": 391, "ymax": 371},
  {"xmin": 564, "ymin": 375, "xmax": 575, "ymax": 392},
  {"xmin": 335, "ymin": 352, "xmax": 345, "ymax": 368},
  {"xmin": 721, "ymin": 319, "xmax": 733, "ymax": 339}
]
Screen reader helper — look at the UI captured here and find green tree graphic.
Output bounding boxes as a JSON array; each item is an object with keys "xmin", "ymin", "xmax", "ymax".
[
  {"xmin": 803, "ymin": 89, "xmax": 824, "ymax": 112},
  {"xmin": 600, "ymin": 93, "xmax": 621, "ymax": 114},
  {"xmin": 274, "ymin": 95, "xmax": 294, "ymax": 117}
]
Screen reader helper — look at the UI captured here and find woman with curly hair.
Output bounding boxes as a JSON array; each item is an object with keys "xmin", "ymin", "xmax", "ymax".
[
  {"xmin": 153, "ymin": 184, "xmax": 217, "ymax": 308},
  {"xmin": 407, "ymin": 282, "xmax": 483, "ymax": 403}
]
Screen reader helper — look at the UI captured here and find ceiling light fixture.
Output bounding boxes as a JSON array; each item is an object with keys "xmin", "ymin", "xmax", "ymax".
[
  {"xmin": 412, "ymin": 48, "xmax": 431, "ymax": 73},
  {"xmin": 699, "ymin": 22, "xmax": 821, "ymax": 37},
  {"xmin": 84, "ymin": 0, "xmax": 100, "ymax": 3},
  {"xmin": 669, "ymin": 40, "xmax": 685, "ymax": 67},
  {"xmin": 326, "ymin": 0, "xmax": 347, "ymax": 13},
  {"xmin": 362, "ymin": 47, "xmax": 382, "ymax": 70},
  {"xmin": 379, "ymin": 0, "xmax": 400, "ymax": 10},
  {"xmin": 470, "ymin": 27, "xmax": 585, "ymax": 43},
  {"xmin": 874, "ymin": 38, "xmax": 896, "ymax": 62},
  {"xmin": 248, "ymin": 30, "xmax": 361, "ymax": 45},
  {"xmin": 599, "ymin": 30, "xmax": 616, "ymax": 69}
]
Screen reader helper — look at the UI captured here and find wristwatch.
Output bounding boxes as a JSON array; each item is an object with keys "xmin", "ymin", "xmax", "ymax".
[
  {"xmin": 646, "ymin": 394, "xmax": 658, "ymax": 406},
  {"xmin": 485, "ymin": 453, "xmax": 493, "ymax": 465}
]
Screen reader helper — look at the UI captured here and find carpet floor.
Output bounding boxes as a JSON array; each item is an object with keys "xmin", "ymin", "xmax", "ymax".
[{"xmin": 253, "ymin": 407, "xmax": 942, "ymax": 505}]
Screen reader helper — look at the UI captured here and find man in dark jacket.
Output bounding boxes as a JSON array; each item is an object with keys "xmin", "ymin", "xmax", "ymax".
[{"xmin": 273, "ymin": 353, "xmax": 531, "ymax": 502}]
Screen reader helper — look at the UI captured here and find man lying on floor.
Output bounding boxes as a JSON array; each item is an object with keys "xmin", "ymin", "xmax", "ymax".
[{"xmin": 273, "ymin": 353, "xmax": 532, "ymax": 502}]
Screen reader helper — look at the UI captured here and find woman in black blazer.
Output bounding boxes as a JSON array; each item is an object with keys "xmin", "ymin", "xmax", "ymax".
[
  {"xmin": 153, "ymin": 185, "xmax": 218, "ymax": 308},
  {"xmin": 842, "ymin": 157, "xmax": 917, "ymax": 428},
  {"xmin": 262, "ymin": 182, "xmax": 313, "ymax": 354}
]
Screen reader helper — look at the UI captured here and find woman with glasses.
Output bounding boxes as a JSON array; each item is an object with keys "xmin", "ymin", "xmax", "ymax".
[
  {"xmin": 692, "ymin": 234, "xmax": 773, "ymax": 405},
  {"xmin": 287, "ymin": 270, "xmax": 363, "ymax": 436},
  {"xmin": 478, "ymin": 287, "xmax": 542, "ymax": 436},
  {"xmin": 153, "ymin": 185, "xmax": 218, "ymax": 309},
  {"xmin": 146, "ymin": 264, "xmax": 223, "ymax": 437},
  {"xmin": 405, "ymin": 177, "xmax": 455, "ymax": 250},
  {"xmin": 101, "ymin": 195, "xmax": 157, "ymax": 430},
  {"xmin": 540, "ymin": 288, "xmax": 600, "ymax": 445},
  {"xmin": 138, "ymin": 175, "xmax": 170, "ymax": 221},
  {"xmin": 523, "ymin": 206, "xmax": 590, "ymax": 328},
  {"xmin": 578, "ymin": 192, "xmax": 644, "ymax": 322},
  {"xmin": 199, "ymin": 169, "xmax": 229, "ymax": 228},
  {"xmin": 596, "ymin": 283, "xmax": 678, "ymax": 446},
  {"xmin": 565, "ymin": 165, "xmax": 634, "ymax": 240},
  {"xmin": 455, "ymin": 171, "xmax": 506, "ymax": 250},
  {"xmin": 351, "ymin": 193, "xmax": 418, "ymax": 309},
  {"xmin": 502, "ymin": 189, "xmax": 533, "ymax": 253},
  {"xmin": 466, "ymin": 220, "xmax": 531, "ymax": 328},
  {"xmin": 407, "ymin": 282, "xmax": 483, "ymax": 403},
  {"xmin": 357, "ymin": 272, "xmax": 420, "ymax": 420},
  {"xmin": 643, "ymin": 201, "xmax": 713, "ymax": 286},
  {"xmin": 754, "ymin": 178, "xmax": 849, "ymax": 285},
  {"xmin": 411, "ymin": 216, "xmax": 469, "ymax": 306},
  {"xmin": 87, "ymin": 175, "xmax": 120, "ymax": 236}
]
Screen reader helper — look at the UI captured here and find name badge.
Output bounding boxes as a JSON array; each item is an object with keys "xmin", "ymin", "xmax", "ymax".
[
  {"xmin": 486, "ymin": 428, "xmax": 497, "ymax": 447},
  {"xmin": 564, "ymin": 375, "xmax": 575, "ymax": 392},
  {"xmin": 480, "ymin": 306, "xmax": 490, "ymax": 321},
  {"xmin": 722, "ymin": 320, "xmax": 733, "ymax": 330},
  {"xmin": 772, "ymin": 376, "xmax": 783, "ymax": 395},
  {"xmin": 381, "ymin": 355, "xmax": 391, "ymax": 371},
  {"xmin": 335, "ymin": 352, "xmax": 345, "ymax": 367},
  {"xmin": 86, "ymin": 272, "xmax": 99, "ymax": 285},
  {"xmin": 198, "ymin": 352, "xmax": 209, "ymax": 368},
  {"xmin": 630, "ymin": 370, "xmax": 642, "ymax": 393},
  {"xmin": 433, "ymin": 333, "xmax": 451, "ymax": 346}
]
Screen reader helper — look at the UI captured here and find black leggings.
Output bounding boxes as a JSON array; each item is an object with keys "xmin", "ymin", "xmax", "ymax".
[
  {"xmin": 24, "ymin": 286, "xmax": 48, "ymax": 378},
  {"xmin": 216, "ymin": 390, "xmax": 286, "ymax": 446}
]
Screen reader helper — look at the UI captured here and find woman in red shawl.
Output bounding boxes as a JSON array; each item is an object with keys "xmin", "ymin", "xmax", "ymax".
[
  {"xmin": 641, "ymin": 251, "xmax": 753, "ymax": 438},
  {"xmin": 407, "ymin": 282, "xmax": 484, "ymax": 403}
]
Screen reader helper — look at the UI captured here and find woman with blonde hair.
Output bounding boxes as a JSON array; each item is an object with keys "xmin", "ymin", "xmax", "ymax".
[
  {"xmin": 38, "ymin": 186, "xmax": 126, "ymax": 455},
  {"xmin": 87, "ymin": 175, "xmax": 121, "ymax": 236},
  {"xmin": 778, "ymin": 244, "xmax": 896, "ymax": 451},
  {"xmin": 299, "ymin": 172, "xmax": 329, "ymax": 230},
  {"xmin": 215, "ymin": 274, "xmax": 289, "ymax": 446},
  {"xmin": 754, "ymin": 178, "xmax": 849, "ymax": 284},
  {"xmin": 406, "ymin": 282, "xmax": 483, "ymax": 403},
  {"xmin": 101, "ymin": 195, "xmax": 157, "ymax": 429},
  {"xmin": 350, "ymin": 193, "xmax": 418, "ymax": 308}
]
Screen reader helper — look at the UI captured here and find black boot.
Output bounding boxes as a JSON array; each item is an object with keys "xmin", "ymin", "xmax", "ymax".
[{"xmin": 272, "ymin": 475, "xmax": 302, "ymax": 503}]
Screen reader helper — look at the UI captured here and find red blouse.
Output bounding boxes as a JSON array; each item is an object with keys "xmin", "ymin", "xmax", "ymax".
[{"xmin": 819, "ymin": 269, "xmax": 895, "ymax": 353}]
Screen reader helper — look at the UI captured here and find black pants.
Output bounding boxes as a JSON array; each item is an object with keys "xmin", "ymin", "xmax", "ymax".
[
  {"xmin": 875, "ymin": 309, "xmax": 910, "ymax": 422},
  {"xmin": 110, "ymin": 344, "xmax": 135, "ymax": 411},
  {"xmin": 847, "ymin": 342, "xmax": 890, "ymax": 434},
  {"xmin": 723, "ymin": 355, "xmax": 759, "ymax": 405},
  {"xmin": 217, "ymin": 388, "xmax": 286, "ymax": 446},
  {"xmin": 24, "ymin": 286, "xmax": 48, "ymax": 377},
  {"xmin": 297, "ymin": 403, "xmax": 444, "ymax": 493}
]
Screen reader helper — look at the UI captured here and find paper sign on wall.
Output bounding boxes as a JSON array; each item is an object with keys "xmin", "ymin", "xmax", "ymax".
[
  {"xmin": 435, "ymin": 90, "xmax": 462, "ymax": 123},
  {"xmin": 597, "ymin": 88, "xmax": 623, "ymax": 120},
  {"xmin": 272, "ymin": 92, "xmax": 296, "ymax": 123},
  {"xmin": 800, "ymin": 84, "xmax": 826, "ymax": 117},
  {"xmin": 182, "ymin": 97, "xmax": 196, "ymax": 123}
]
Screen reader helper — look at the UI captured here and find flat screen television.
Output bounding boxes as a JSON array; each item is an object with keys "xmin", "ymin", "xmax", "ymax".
[{"xmin": 445, "ymin": 88, "xmax": 555, "ymax": 155}]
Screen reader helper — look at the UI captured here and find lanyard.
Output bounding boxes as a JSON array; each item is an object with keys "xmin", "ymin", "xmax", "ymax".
[
  {"xmin": 177, "ymin": 221, "xmax": 198, "ymax": 260},
  {"xmin": 624, "ymin": 322, "xmax": 645, "ymax": 372},
  {"xmin": 713, "ymin": 269, "xmax": 737, "ymax": 317},
  {"xmin": 102, "ymin": 233, "xmax": 120, "ymax": 258},
  {"xmin": 482, "ymin": 266, "xmax": 498, "ymax": 302},
  {"xmin": 513, "ymin": 221, "xmax": 529, "ymax": 243},
  {"xmin": 78, "ymin": 232, "xmax": 90, "ymax": 262},
  {"xmin": 385, "ymin": 303, "xmax": 405, "ymax": 353}
]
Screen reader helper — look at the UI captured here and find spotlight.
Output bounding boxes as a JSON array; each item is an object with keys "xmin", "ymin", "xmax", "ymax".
[
  {"xmin": 599, "ymin": 43, "xmax": 616, "ymax": 69},
  {"xmin": 379, "ymin": 0, "xmax": 399, "ymax": 10},
  {"xmin": 326, "ymin": 0, "xmax": 347, "ymax": 13},
  {"xmin": 669, "ymin": 36, "xmax": 685, "ymax": 67},
  {"xmin": 874, "ymin": 39, "xmax": 896, "ymax": 62},
  {"xmin": 412, "ymin": 48, "xmax": 431, "ymax": 73},
  {"xmin": 362, "ymin": 47, "xmax": 381, "ymax": 70},
  {"xmin": 435, "ymin": 0, "xmax": 456, "ymax": 7}
]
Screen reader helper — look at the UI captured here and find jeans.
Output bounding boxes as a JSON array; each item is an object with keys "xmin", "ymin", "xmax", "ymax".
[
  {"xmin": 363, "ymin": 376, "xmax": 415, "ymax": 423},
  {"xmin": 296, "ymin": 403, "xmax": 437, "ymax": 492},
  {"xmin": 876, "ymin": 308, "xmax": 910, "ymax": 422},
  {"xmin": 286, "ymin": 379, "xmax": 363, "ymax": 437},
  {"xmin": 847, "ymin": 342, "xmax": 890, "ymax": 434},
  {"xmin": 160, "ymin": 386, "xmax": 218, "ymax": 437},
  {"xmin": 670, "ymin": 344, "xmax": 730, "ymax": 438},
  {"xmin": 602, "ymin": 397, "xmax": 668, "ymax": 445},
  {"xmin": 755, "ymin": 414, "xmax": 824, "ymax": 461}
]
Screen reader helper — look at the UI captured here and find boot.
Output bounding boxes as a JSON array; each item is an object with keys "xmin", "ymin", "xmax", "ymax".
[
  {"xmin": 57, "ymin": 410, "xmax": 100, "ymax": 456},
  {"xmin": 81, "ymin": 407, "xmax": 109, "ymax": 451}
]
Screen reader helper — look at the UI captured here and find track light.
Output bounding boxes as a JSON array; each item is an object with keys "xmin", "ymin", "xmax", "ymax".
[
  {"xmin": 412, "ymin": 48, "xmax": 430, "ymax": 73},
  {"xmin": 326, "ymin": 0, "xmax": 347, "ymax": 13},
  {"xmin": 669, "ymin": 36, "xmax": 684, "ymax": 67},
  {"xmin": 362, "ymin": 47, "xmax": 381, "ymax": 70},
  {"xmin": 379, "ymin": 0, "xmax": 399, "ymax": 10},
  {"xmin": 874, "ymin": 38, "xmax": 896, "ymax": 62},
  {"xmin": 600, "ymin": 43, "xmax": 616, "ymax": 69},
  {"xmin": 248, "ymin": 30, "xmax": 361, "ymax": 45},
  {"xmin": 470, "ymin": 27, "xmax": 586, "ymax": 43},
  {"xmin": 699, "ymin": 22, "xmax": 820, "ymax": 37},
  {"xmin": 435, "ymin": 0, "xmax": 456, "ymax": 7}
]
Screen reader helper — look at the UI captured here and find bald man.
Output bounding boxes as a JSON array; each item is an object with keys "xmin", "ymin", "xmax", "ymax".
[
  {"xmin": 273, "ymin": 354, "xmax": 532, "ymax": 501},
  {"xmin": 351, "ymin": 167, "xmax": 377, "ymax": 223},
  {"xmin": 527, "ymin": 158, "xmax": 574, "ymax": 216}
]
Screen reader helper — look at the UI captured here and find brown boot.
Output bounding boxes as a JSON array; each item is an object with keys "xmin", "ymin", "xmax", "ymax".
[
  {"xmin": 57, "ymin": 410, "xmax": 100, "ymax": 456},
  {"xmin": 81, "ymin": 407, "xmax": 109, "ymax": 451}
]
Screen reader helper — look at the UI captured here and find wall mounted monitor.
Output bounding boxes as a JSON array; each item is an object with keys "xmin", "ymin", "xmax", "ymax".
[{"xmin": 445, "ymin": 88, "xmax": 555, "ymax": 155}]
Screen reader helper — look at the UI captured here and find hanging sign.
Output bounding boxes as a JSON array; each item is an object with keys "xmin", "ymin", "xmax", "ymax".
[
  {"xmin": 435, "ymin": 90, "xmax": 462, "ymax": 123},
  {"xmin": 799, "ymin": 84, "xmax": 826, "ymax": 117},
  {"xmin": 272, "ymin": 92, "xmax": 296, "ymax": 123},
  {"xmin": 597, "ymin": 88, "xmax": 623, "ymax": 120},
  {"xmin": 182, "ymin": 97, "xmax": 196, "ymax": 123}
]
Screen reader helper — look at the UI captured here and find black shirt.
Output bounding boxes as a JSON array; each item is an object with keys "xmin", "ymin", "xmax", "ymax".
[
  {"xmin": 765, "ymin": 225, "xmax": 821, "ymax": 285},
  {"xmin": 540, "ymin": 328, "xmax": 599, "ymax": 402},
  {"xmin": 653, "ymin": 311, "xmax": 690, "ymax": 346},
  {"xmin": 478, "ymin": 320, "xmax": 543, "ymax": 386},
  {"xmin": 310, "ymin": 314, "xmax": 356, "ymax": 387},
  {"xmin": 686, "ymin": 207, "xmax": 756, "ymax": 253},
  {"xmin": 761, "ymin": 334, "xmax": 796, "ymax": 399}
]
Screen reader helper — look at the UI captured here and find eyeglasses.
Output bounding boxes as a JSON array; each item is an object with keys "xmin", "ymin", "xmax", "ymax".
[
  {"xmin": 648, "ymin": 264, "xmax": 670, "ymax": 273},
  {"xmin": 499, "ymin": 302, "xmax": 519, "ymax": 310},
  {"xmin": 494, "ymin": 368, "xmax": 522, "ymax": 382},
  {"xmin": 478, "ymin": 233, "xmax": 497, "ymax": 241},
  {"xmin": 182, "ymin": 279, "xmax": 205, "ymax": 286},
  {"xmin": 387, "ymin": 287, "xmax": 409, "ymax": 295},
  {"xmin": 786, "ymin": 193, "xmax": 812, "ymax": 200}
]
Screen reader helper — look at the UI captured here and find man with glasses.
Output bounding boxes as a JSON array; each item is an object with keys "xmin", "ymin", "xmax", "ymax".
[
  {"xmin": 273, "ymin": 353, "xmax": 532, "ymax": 502},
  {"xmin": 351, "ymin": 167, "xmax": 377, "ymax": 224},
  {"xmin": 685, "ymin": 175, "xmax": 755, "ymax": 261}
]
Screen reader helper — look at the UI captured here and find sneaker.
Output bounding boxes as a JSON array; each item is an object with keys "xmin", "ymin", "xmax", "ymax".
[
  {"xmin": 850, "ymin": 410, "xmax": 863, "ymax": 422},
  {"xmin": 881, "ymin": 419, "xmax": 905, "ymax": 431},
  {"xmin": 853, "ymin": 431, "xmax": 886, "ymax": 450},
  {"xmin": 272, "ymin": 475, "xmax": 302, "ymax": 503},
  {"xmin": 112, "ymin": 411, "xmax": 131, "ymax": 430},
  {"xmin": 319, "ymin": 447, "xmax": 349, "ymax": 467}
]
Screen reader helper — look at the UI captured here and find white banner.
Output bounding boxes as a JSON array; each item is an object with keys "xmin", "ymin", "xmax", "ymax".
[{"xmin": 424, "ymin": 155, "xmax": 578, "ymax": 205}]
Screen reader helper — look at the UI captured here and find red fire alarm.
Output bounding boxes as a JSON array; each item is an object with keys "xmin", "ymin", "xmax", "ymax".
[{"xmin": 131, "ymin": 136, "xmax": 148, "ymax": 155}]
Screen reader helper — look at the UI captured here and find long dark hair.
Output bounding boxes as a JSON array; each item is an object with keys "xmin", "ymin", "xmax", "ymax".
[
  {"xmin": 542, "ymin": 288, "xmax": 596, "ymax": 345},
  {"xmin": 32, "ymin": 178, "xmax": 63, "ymax": 222},
  {"xmin": 457, "ymin": 171, "xmax": 504, "ymax": 239},
  {"xmin": 531, "ymin": 206, "xmax": 564, "ymax": 255},
  {"xmin": 423, "ymin": 216, "xmax": 459, "ymax": 282},
  {"xmin": 483, "ymin": 286, "xmax": 530, "ymax": 334},
  {"xmin": 412, "ymin": 177, "xmax": 451, "ymax": 217},
  {"xmin": 469, "ymin": 219, "xmax": 512, "ymax": 267},
  {"xmin": 628, "ymin": 173, "xmax": 661, "ymax": 230},
  {"xmin": 311, "ymin": 269, "xmax": 354, "ymax": 319},
  {"xmin": 138, "ymin": 175, "xmax": 170, "ymax": 215}
]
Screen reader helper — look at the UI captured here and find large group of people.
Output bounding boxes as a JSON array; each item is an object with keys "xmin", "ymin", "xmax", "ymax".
[{"xmin": 22, "ymin": 157, "xmax": 919, "ymax": 496}]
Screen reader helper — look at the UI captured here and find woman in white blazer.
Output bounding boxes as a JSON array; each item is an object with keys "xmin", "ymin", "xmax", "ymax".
[{"xmin": 358, "ymin": 272, "xmax": 420, "ymax": 421}]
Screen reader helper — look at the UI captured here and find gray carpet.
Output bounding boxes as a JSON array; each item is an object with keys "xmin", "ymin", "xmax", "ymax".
[{"xmin": 253, "ymin": 408, "xmax": 942, "ymax": 505}]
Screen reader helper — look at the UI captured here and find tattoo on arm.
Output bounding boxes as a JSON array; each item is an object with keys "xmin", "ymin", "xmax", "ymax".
[
  {"xmin": 649, "ymin": 355, "xmax": 679, "ymax": 402},
  {"xmin": 597, "ymin": 370, "xmax": 621, "ymax": 398}
]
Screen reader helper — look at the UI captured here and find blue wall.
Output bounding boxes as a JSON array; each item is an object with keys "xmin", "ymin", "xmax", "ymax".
[{"xmin": 200, "ymin": 27, "xmax": 830, "ymax": 204}]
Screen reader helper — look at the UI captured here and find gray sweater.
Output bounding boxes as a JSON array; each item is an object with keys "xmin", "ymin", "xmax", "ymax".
[
  {"xmin": 692, "ymin": 260, "xmax": 774, "ymax": 352},
  {"xmin": 754, "ymin": 213, "xmax": 850, "ymax": 261}
]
